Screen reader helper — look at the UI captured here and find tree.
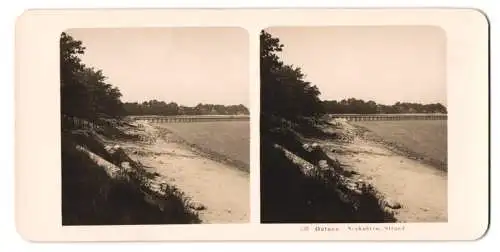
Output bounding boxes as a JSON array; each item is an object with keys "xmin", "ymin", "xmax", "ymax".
[
  {"xmin": 60, "ymin": 32, "xmax": 86, "ymax": 88},
  {"xmin": 60, "ymin": 32, "xmax": 91, "ymax": 118},
  {"xmin": 260, "ymin": 31, "xmax": 324, "ymax": 121},
  {"xmin": 60, "ymin": 33, "xmax": 125, "ymax": 119}
]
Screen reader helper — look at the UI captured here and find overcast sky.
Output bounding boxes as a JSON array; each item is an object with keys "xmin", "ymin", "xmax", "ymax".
[
  {"xmin": 265, "ymin": 26, "xmax": 447, "ymax": 106},
  {"xmin": 66, "ymin": 27, "xmax": 249, "ymax": 107}
]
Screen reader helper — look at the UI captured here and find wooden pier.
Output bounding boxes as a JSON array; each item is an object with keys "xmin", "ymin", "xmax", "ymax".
[
  {"xmin": 129, "ymin": 115, "xmax": 250, "ymax": 123},
  {"xmin": 329, "ymin": 113, "xmax": 447, "ymax": 121}
]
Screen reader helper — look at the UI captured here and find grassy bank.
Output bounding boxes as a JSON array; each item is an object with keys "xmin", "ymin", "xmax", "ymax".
[
  {"xmin": 61, "ymin": 120, "xmax": 200, "ymax": 225},
  {"xmin": 260, "ymin": 115, "xmax": 396, "ymax": 223}
]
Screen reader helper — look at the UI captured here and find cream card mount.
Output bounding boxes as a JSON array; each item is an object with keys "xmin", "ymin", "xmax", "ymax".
[{"xmin": 15, "ymin": 8, "xmax": 489, "ymax": 242}]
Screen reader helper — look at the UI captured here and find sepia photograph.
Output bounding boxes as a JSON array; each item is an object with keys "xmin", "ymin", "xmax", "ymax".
[
  {"xmin": 60, "ymin": 27, "xmax": 250, "ymax": 225},
  {"xmin": 15, "ymin": 8, "xmax": 488, "ymax": 241},
  {"xmin": 260, "ymin": 26, "xmax": 448, "ymax": 223}
]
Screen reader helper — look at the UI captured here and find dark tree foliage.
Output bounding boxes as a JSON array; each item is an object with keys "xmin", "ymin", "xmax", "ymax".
[
  {"xmin": 60, "ymin": 32, "xmax": 125, "ymax": 119},
  {"xmin": 260, "ymin": 31, "xmax": 324, "ymax": 121},
  {"xmin": 322, "ymin": 98, "xmax": 447, "ymax": 114},
  {"xmin": 122, "ymin": 101, "xmax": 249, "ymax": 116}
]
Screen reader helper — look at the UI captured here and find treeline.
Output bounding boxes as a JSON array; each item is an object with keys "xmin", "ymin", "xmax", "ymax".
[
  {"xmin": 60, "ymin": 32, "xmax": 125, "ymax": 120},
  {"xmin": 322, "ymin": 98, "xmax": 447, "ymax": 114},
  {"xmin": 123, "ymin": 100, "xmax": 249, "ymax": 116},
  {"xmin": 61, "ymin": 32, "xmax": 248, "ymax": 119}
]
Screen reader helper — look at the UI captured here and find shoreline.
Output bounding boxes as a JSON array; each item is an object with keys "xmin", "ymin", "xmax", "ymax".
[
  {"xmin": 153, "ymin": 123, "xmax": 250, "ymax": 173},
  {"xmin": 350, "ymin": 123, "xmax": 447, "ymax": 173},
  {"xmin": 327, "ymin": 120, "xmax": 448, "ymax": 222},
  {"xmin": 118, "ymin": 121, "xmax": 250, "ymax": 224}
]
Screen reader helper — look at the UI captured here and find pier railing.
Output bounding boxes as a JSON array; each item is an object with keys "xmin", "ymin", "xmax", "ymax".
[
  {"xmin": 329, "ymin": 113, "xmax": 447, "ymax": 121},
  {"xmin": 128, "ymin": 115, "xmax": 250, "ymax": 123}
]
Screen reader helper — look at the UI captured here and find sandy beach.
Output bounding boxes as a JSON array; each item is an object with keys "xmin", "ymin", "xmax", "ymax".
[
  {"xmin": 113, "ymin": 121, "xmax": 250, "ymax": 224},
  {"xmin": 325, "ymin": 120, "xmax": 447, "ymax": 222}
]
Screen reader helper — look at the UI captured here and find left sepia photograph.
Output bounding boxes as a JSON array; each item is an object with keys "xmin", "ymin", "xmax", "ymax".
[{"xmin": 60, "ymin": 27, "xmax": 250, "ymax": 225}]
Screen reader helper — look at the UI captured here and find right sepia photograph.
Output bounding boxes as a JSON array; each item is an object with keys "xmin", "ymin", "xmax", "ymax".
[{"xmin": 260, "ymin": 26, "xmax": 447, "ymax": 223}]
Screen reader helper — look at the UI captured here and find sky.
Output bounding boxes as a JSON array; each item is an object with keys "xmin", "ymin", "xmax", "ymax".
[
  {"xmin": 66, "ymin": 27, "xmax": 249, "ymax": 107},
  {"xmin": 265, "ymin": 26, "xmax": 447, "ymax": 106}
]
